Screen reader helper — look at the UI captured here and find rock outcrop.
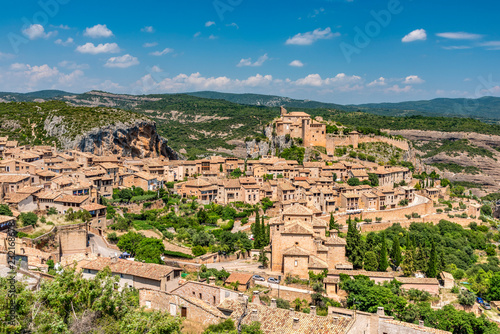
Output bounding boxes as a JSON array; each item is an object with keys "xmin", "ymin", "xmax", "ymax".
[
  {"xmin": 245, "ymin": 125, "xmax": 293, "ymax": 158},
  {"xmin": 63, "ymin": 120, "xmax": 181, "ymax": 159}
]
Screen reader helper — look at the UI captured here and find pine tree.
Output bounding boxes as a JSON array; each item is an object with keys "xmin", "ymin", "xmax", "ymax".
[
  {"xmin": 346, "ymin": 218, "xmax": 364, "ymax": 269},
  {"xmin": 379, "ymin": 232, "xmax": 389, "ymax": 271},
  {"xmin": 427, "ymin": 242, "xmax": 438, "ymax": 278},
  {"xmin": 415, "ymin": 246, "xmax": 428, "ymax": 272},
  {"xmin": 391, "ymin": 236, "xmax": 402, "ymax": 267},
  {"xmin": 219, "ymin": 164, "xmax": 223, "ymax": 172},
  {"xmin": 265, "ymin": 218, "xmax": 270, "ymax": 245},
  {"xmin": 402, "ymin": 244, "xmax": 416, "ymax": 277},
  {"xmin": 329, "ymin": 213, "xmax": 337, "ymax": 231}
]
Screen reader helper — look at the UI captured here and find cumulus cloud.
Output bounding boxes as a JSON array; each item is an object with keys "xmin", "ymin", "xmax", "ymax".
[
  {"xmin": 289, "ymin": 60, "xmax": 304, "ymax": 67},
  {"xmin": 54, "ymin": 37, "xmax": 74, "ymax": 46},
  {"xmin": 367, "ymin": 77, "xmax": 387, "ymax": 87},
  {"xmin": 403, "ymin": 75, "xmax": 424, "ymax": 84},
  {"xmin": 436, "ymin": 32, "xmax": 483, "ymax": 40},
  {"xmin": 209, "ymin": 34, "xmax": 218, "ymax": 40},
  {"xmin": 58, "ymin": 61, "xmax": 89, "ymax": 70},
  {"xmin": 143, "ymin": 42, "xmax": 158, "ymax": 48},
  {"xmin": 286, "ymin": 27, "xmax": 339, "ymax": 45},
  {"xmin": 386, "ymin": 85, "xmax": 412, "ymax": 93},
  {"xmin": 2, "ymin": 63, "xmax": 84, "ymax": 90},
  {"xmin": 205, "ymin": 21, "xmax": 215, "ymax": 27},
  {"xmin": 104, "ymin": 54, "xmax": 139, "ymax": 68},
  {"xmin": 294, "ymin": 73, "xmax": 362, "ymax": 88},
  {"xmin": 141, "ymin": 26, "xmax": 155, "ymax": 33},
  {"xmin": 76, "ymin": 43, "xmax": 120, "ymax": 54},
  {"xmin": 150, "ymin": 65, "xmax": 162, "ymax": 73},
  {"xmin": 402, "ymin": 29, "xmax": 427, "ymax": 42},
  {"xmin": 84, "ymin": 24, "xmax": 114, "ymax": 38},
  {"xmin": 237, "ymin": 54, "xmax": 268, "ymax": 67},
  {"xmin": 149, "ymin": 48, "xmax": 174, "ymax": 56},
  {"xmin": 22, "ymin": 24, "xmax": 56, "ymax": 40}
]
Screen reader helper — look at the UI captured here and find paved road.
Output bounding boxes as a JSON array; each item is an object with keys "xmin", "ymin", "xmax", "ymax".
[
  {"xmin": 88, "ymin": 233, "xmax": 118, "ymax": 257},
  {"xmin": 255, "ymin": 281, "xmax": 313, "ymax": 294}
]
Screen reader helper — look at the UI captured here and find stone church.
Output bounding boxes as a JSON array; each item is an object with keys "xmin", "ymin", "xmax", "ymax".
[{"xmin": 268, "ymin": 204, "xmax": 348, "ymax": 279}]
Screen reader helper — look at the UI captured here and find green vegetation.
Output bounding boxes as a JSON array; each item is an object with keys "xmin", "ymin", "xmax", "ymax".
[
  {"xmin": 0, "ymin": 101, "xmax": 146, "ymax": 148},
  {"xmin": 431, "ymin": 162, "xmax": 481, "ymax": 174},
  {"xmin": 0, "ymin": 266, "xmax": 182, "ymax": 333},
  {"xmin": 417, "ymin": 139, "xmax": 495, "ymax": 160},
  {"xmin": 279, "ymin": 145, "xmax": 305, "ymax": 164}
]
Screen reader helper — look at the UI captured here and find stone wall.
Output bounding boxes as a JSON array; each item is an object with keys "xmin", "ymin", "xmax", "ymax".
[{"xmin": 59, "ymin": 229, "xmax": 87, "ymax": 255}]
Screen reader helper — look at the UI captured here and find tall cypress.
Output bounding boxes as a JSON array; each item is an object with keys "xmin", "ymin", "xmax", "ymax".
[
  {"xmin": 427, "ymin": 242, "xmax": 438, "ymax": 278},
  {"xmin": 253, "ymin": 210, "xmax": 261, "ymax": 248},
  {"xmin": 346, "ymin": 219, "xmax": 364, "ymax": 269},
  {"xmin": 391, "ymin": 236, "xmax": 402, "ymax": 267},
  {"xmin": 379, "ymin": 232, "xmax": 389, "ymax": 271}
]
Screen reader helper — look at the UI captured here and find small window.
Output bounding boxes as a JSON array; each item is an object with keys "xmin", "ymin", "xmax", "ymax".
[
  {"xmin": 199, "ymin": 293, "xmax": 202, "ymax": 299},
  {"xmin": 167, "ymin": 275, "xmax": 170, "ymax": 281},
  {"xmin": 295, "ymin": 260, "xmax": 298, "ymax": 267},
  {"xmin": 145, "ymin": 300, "xmax": 151, "ymax": 308}
]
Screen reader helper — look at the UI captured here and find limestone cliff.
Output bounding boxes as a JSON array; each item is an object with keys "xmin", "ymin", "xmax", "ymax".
[
  {"xmin": 245, "ymin": 124, "xmax": 293, "ymax": 158},
  {"xmin": 68, "ymin": 120, "xmax": 182, "ymax": 159}
]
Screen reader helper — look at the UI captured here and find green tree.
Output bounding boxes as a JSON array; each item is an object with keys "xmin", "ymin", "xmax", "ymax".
[
  {"xmin": 391, "ymin": 236, "xmax": 402, "ymax": 267},
  {"xmin": 0, "ymin": 204, "xmax": 13, "ymax": 216},
  {"xmin": 219, "ymin": 164, "xmax": 223, "ymax": 172},
  {"xmin": 135, "ymin": 238, "xmax": 166, "ymax": 264},
  {"xmin": 347, "ymin": 177, "xmax": 361, "ymax": 186},
  {"xmin": 346, "ymin": 218, "xmax": 364, "ymax": 269},
  {"xmin": 258, "ymin": 248, "xmax": 268, "ymax": 268},
  {"xmin": 368, "ymin": 173, "xmax": 379, "ymax": 187},
  {"xmin": 402, "ymin": 247, "xmax": 416, "ymax": 277},
  {"xmin": 379, "ymin": 232, "xmax": 389, "ymax": 271},
  {"xmin": 364, "ymin": 251, "xmax": 379, "ymax": 271},
  {"xmin": 230, "ymin": 168, "xmax": 243, "ymax": 178},
  {"xmin": 117, "ymin": 231, "xmax": 145, "ymax": 256},
  {"xmin": 458, "ymin": 290, "xmax": 476, "ymax": 306},
  {"xmin": 19, "ymin": 212, "xmax": 38, "ymax": 227},
  {"xmin": 481, "ymin": 204, "xmax": 493, "ymax": 216},
  {"xmin": 329, "ymin": 213, "xmax": 339, "ymax": 231},
  {"xmin": 426, "ymin": 242, "xmax": 438, "ymax": 278}
]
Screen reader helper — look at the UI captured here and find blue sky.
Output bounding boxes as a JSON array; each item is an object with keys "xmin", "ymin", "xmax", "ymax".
[{"xmin": 0, "ymin": 0, "xmax": 499, "ymax": 104}]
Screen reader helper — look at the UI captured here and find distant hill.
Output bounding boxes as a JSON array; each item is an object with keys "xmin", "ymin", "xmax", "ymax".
[
  {"xmin": 0, "ymin": 90, "xmax": 73, "ymax": 102},
  {"xmin": 187, "ymin": 91, "xmax": 500, "ymax": 121}
]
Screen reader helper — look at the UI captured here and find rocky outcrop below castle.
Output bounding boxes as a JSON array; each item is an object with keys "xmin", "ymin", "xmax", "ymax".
[
  {"xmin": 245, "ymin": 125, "xmax": 293, "ymax": 158},
  {"xmin": 47, "ymin": 119, "xmax": 182, "ymax": 160}
]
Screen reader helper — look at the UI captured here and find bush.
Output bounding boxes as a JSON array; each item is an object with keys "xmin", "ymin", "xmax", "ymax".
[
  {"xmin": 163, "ymin": 250, "xmax": 194, "ymax": 259},
  {"xmin": 20, "ymin": 212, "xmax": 38, "ymax": 227},
  {"xmin": 46, "ymin": 207, "xmax": 57, "ymax": 215},
  {"xmin": 458, "ymin": 290, "xmax": 476, "ymax": 306},
  {"xmin": 192, "ymin": 245, "xmax": 207, "ymax": 257},
  {"xmin": 107, "ymin": 232, "xmax": 119, "ymax": 244}
]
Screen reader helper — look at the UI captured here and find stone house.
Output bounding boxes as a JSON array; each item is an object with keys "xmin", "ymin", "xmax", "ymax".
[
  {"xmin": 224, "ymin": 272, "xmax": 253, "ymax": 291},
  {"xmin": 81, "ymin": 257, "xmax": 182, "ymax": 292}
]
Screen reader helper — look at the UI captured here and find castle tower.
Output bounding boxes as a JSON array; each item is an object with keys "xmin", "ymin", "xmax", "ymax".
[
  {"xmin": 349, "ymin": 130, "xmax": 359, "ymax": 149},
  {"xmin": 280, "ymin": 106, "xmax": 287, "ymax": 117}
]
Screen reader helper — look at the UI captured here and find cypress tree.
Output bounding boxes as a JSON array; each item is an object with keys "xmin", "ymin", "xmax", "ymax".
[
  {"xmin": 427, "ymin": 242, "xmax": 438, "ymax": 278},
  {"xmin": 379, "ymin": 232, "xmax": 389, "ymax": 271},
  {"xmin": 253, "ymin": 210, "xmax": 261, "ymax": 248},
  {"xmin": 346, "ymin": 219, "xmax": 364, "ymax": 269},
  {"xmin": 219, "ymin": 164, "xmax": 223, "ymax": 172},
  {"xmin": 415, "ymin": 246, "xmax": 428, "ymax": 272},
  {"xmin": 391, "ymin": 236, "xmax": 402, "ymax": 267}
]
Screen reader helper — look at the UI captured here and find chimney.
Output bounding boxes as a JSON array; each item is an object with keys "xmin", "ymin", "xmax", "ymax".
[
  {"xmin": 251, "ymin": 309, "xmax": 259, "ymax": 322},
  {"xmin": 289, "ymin": 308, "xmax": 295, "ymax": 317},
  {"xmin": 310, "ymin": 305, "xmax": 316, "ymax": 316},
  {"xmin": 419, "ymin": 320, "xmax": 425, "ymax": 328},
  {"xmin": 208, "ymin": 276, "xmax": 216, "ymax": 285},
  {"xmin": 270, "ymin": 298, "xmax": 277, "ymax": 308},
  {"xmin": 377, "ymin": 307, "xmax": 385, "ymax": 317},
  {"xmin": 253, "ymin": 291, "xmax": 260, "ymax": 305},
  {"xmin": 292, "ymin": 318, "xmax": 299, "ymax": 330}
]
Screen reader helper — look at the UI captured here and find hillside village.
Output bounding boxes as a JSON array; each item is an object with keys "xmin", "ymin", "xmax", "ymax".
[{"xmin": 0, "ymin": 110, "xmax": 499, "ymax": 334}]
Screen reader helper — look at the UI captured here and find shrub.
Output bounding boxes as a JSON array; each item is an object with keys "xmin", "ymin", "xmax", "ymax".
[
  {"xmin": 20, "ymin": 212, "xmax": 38, "ymax": 227},
  {"xmin": 192, "ymin": 245, "xmax": 207, "ymax": 257}
]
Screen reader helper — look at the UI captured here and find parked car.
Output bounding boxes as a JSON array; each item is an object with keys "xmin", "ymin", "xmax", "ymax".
[
  {"xmin": 253, "ymin": 275, "xmax": 265, "ymax": 281},
  {"xmin": 268, "ymin": 277, "xmax": 280, "ymax": 284},
  {"xmin": 483, "ymin": 302, "xmax": 492, "ymax": 310}
]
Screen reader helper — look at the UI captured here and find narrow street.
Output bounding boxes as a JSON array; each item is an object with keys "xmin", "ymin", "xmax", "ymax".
[{"xmin": 88, "ymin": 233, "xmax": 119, "ymax": 257}]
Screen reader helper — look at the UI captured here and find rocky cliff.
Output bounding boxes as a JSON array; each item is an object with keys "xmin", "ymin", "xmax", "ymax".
[
  {"xmin": 245, "ymin": 125, "xmax": 293, "ymax": 158},
  {"xmin": 68, "ymin": 120, "xmax": 182, "ymax": 160}
]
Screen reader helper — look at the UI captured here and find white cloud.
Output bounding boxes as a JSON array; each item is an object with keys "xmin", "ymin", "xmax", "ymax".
[
  {"xmin": 367, "ymin": 77, "xmax": 387, "ymax": 87},
  {"xmin": 76, "ymin": 43, "xmax": 120, "ymax": 54},
  {"xmin": 402, "ymin": 29, "xmax": 427, "ymax": 42},
  {"xmin": 227, "ymin": 23, "xmax": 239, "ymax": 29},
  {"xmin": 386, "ymin": 85, "xmax": 412, "ymax": 93},
  {"xmin": 143, "ymin": 42, "xmax": 158, "ymax": 48},
  {"xmin": 58, "ymin": 61, "xmax": 89, "ymax": 70},
  {"xmin": 141, "ymin": 26, "xmax": 155, "ymax": 33},
  {"xmin": 480, "ymin": 41, "xmax": 500, "ymax": 50},
  {"xmin": 54, "ymin": 37, "xmax": 74, "ymax": 46},
  {"xmin": 150, "ymin": 48, "xmax": 174, "ymax": 56},
  {"xmin": 436, "ymin": 32, "xmax": 483, "ymax": 40},
  {"xmin": 0, "ymin": 52, "xmax": 14, "ymax": 60},
  {"xmin": 50, "ymin": 24, "xmax": 70, "ymax": 30},
  {"xmin": 194, "ymin": 32, "xmax": 201, "ymax": 38},
  {"xmin": 22, "ymin": 24, "xmax": 55, "ymax": 40},
  {"xmin": 84, "ymin": 24, "xmax": 114, "ymax": 38},
  {"xmin": 403, "ymin": 75, "xmax": 424, "ymax": 84},
  {"xmin": 294, "ymin": 73, "xmax": 362, "ymax": 88},
  {"xmin": 289, "ymin": 60, "xmax": 304, "ymax": 67},
  {"xmin": 209, "ymin": 34, "xmax": 218, "ymax": 40},
  {"xmin": 286, "ymin": 27, "xmax": 339, "ymax": 45},
  {"xmin": 10, "ymin": 63, "xmax": 29, "ymax": 71},
  {"xmin": 150, "ymin": 65, "xmax": 162, "ymax": 73},
  {"xmin": 205, "ymin": 21, "xmax": 215, "ymax": 27},
  {"xmin": 104, "ymin": 54, "xmax": 139, "ymax": 68},
  {"xmin": 237, "ymin": 54, "xmax": 268, "ymax": 67},
  {"xmin": 442, "ymin": 45, "xmax": 471, "ymax": 50}
]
